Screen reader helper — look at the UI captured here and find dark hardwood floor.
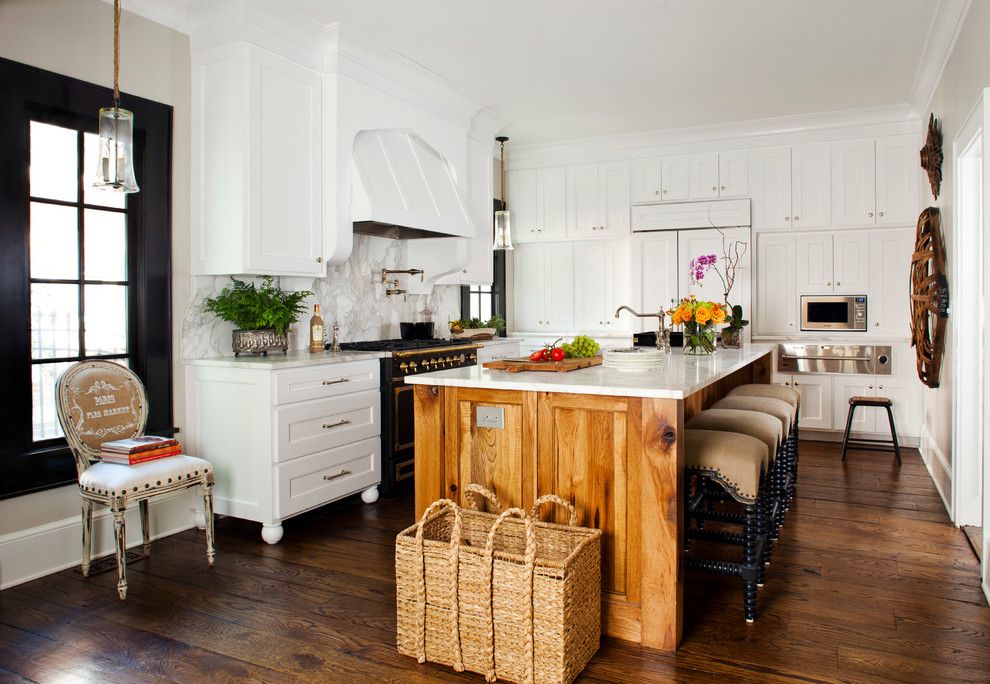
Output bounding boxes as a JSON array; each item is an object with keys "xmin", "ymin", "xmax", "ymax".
[{"xmin": 1, "ymin": 441, "xmax": 988, "ymax": 683}]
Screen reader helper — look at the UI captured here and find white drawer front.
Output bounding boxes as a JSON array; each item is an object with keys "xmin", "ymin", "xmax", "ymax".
[
  {"xmin": 276, "ymin": 437, "xmax": 380, "ymax": 518},
  {"xmin": 274, "ymin": 361, "xmax": 379, "ymax": 405},
  {"xmin": 478, "ymin": 343, "xmax": 521, "ymax": 364},
  {"xmin": 276, "ymin": 390, "xmax": 380, "ymax": 463}
]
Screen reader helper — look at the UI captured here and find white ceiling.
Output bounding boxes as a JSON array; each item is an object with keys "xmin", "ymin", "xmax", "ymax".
[{"xmin": 148, "ymin": 0, "xmax": 942, "ymax": 144}]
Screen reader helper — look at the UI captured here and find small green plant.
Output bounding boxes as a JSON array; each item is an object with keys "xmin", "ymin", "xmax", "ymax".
[
  {"xmin": 204, "ymin": 277, "xmax": 312, "ymax": 336},
  {"xmin": 449, "ymin": 315, "xmax": 506, "ymax": 333},
  {"xmin": 726, "ymin": 304, "xmax": 750, "ymax": 330}
]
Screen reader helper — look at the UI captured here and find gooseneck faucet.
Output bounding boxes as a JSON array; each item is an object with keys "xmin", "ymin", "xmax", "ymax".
[{"xmin": 614, "ymin": 305, "xmax": 671, "ymax": 353}]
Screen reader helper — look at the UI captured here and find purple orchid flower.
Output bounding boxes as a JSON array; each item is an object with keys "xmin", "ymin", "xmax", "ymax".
[{"xmin": 689, "ymin": 253, "xmax": 718, "ymax": 285}]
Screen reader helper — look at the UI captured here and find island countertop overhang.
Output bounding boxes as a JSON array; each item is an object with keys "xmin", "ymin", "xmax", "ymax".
[{"xmin": 404, "ymin": 344, "xmax": 775, "ymax": 399}]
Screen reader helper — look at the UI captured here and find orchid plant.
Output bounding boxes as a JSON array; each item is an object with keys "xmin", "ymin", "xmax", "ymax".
[{"xmin": 688, "ymin": 228, "xmax": 749, "ymax": 329}]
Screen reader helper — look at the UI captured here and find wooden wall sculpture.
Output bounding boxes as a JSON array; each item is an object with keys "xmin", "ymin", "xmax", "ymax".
[
  {"xmin": 920, "ymin": 113, "xmax": 943, "ymax": 200},
  {"xmin": 910, "ymin": 207, "xmax": 949, "ymax": 388}
]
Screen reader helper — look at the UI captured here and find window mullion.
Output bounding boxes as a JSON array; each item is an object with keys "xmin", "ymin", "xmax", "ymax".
[{"xmin": 76, "ymin": 130, "xmax": 86, "ymax": 359}]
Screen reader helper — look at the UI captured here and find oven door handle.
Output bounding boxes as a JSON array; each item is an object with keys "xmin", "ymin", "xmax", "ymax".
[{"xmin": 781, "ymin": 355, "xmax": 872, "ymax": 362}]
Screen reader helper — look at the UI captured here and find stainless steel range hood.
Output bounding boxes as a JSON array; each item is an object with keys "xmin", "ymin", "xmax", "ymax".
[{"xmin": 351, "ymin": 128, "xmax": 476, "ymax": 240}]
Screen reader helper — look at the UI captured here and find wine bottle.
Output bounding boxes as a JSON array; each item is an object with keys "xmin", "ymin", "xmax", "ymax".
[{"xmin": 309, "ymin": 304, "xmax": 325, "ymax": 353}]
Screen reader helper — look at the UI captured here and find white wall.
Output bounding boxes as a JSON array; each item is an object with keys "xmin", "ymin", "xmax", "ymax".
[
  {"xmin": 0, "ymin": 0, "xmax": 197, "ymax": 584},
  {"xmin": 920, "ymin": 0, "xmax": 990, "ymax": 510}
]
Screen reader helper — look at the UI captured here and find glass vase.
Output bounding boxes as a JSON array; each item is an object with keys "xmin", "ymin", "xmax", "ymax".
[
  {"xmin": 683, "ymin": 322, "xmax": 717, "ymax": 355},
  {"xmin": 721, "ymin": 327, "xmax": 742, "ymax": 349}
]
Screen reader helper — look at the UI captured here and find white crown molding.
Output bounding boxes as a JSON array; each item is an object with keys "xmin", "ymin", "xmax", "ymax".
[
  {"xmin": 908, "ymin": 0, "xmax": 973, "ymax": 117},
  {"xmin": 102, "ymin": 0, "xmax": 193, "ymax": 34},
  {"xmin": 507, "ymin": 104, "xmax": 920, "ymax": 167}
]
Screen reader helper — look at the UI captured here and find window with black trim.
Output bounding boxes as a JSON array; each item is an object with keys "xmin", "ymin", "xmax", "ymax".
[
  {"xmin": 460, "ymin": 200, "xmax": 507, "ymax": 332},
  {"xmin": 0, "ymin": 57, "xmax": 174, "ymax": 499}
]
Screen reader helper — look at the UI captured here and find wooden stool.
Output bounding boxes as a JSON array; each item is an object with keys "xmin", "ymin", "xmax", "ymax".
[
  {"xmin": 684, "ymin": 429, "xmax": 769, "ymax": 623},
  {"xmin": 840, "ymin": 395, "xmax": 902, "ymax": 465}
]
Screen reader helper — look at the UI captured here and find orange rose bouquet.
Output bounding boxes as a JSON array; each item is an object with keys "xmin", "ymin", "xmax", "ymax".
[{"xmin": 668, "ymin": 296, "xmax": 723, "ymax": 354}]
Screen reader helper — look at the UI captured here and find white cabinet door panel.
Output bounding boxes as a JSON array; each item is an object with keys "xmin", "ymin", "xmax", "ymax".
[
  {"xmin": 633, "ymin": 232, "xmax": 679, "ymax": 317},
  {"xmin": 791, "ymin": 143, "xmax": 830, "ymax": 228},
  {"xmin": 795, "ymin": 233, "xmax": 833, "ymax": 294},
  {"xmin": 755, "ymin": 233, "xmax": 796, "ymax": 335},
  {"xmin": 718, "ymin": 150, "xmax": 748, "ymax": 198},
  {"xmin": 537, "ymin": 167, "xmax": 567, "ymax": 240},
  {"xmin": 833, "ymin": 376, "xmax": 876, "ymax": 434},
  {"xmin": 631, "ymin": 157, "xmax": 663, "ymax": 204},
  {"xmin": 543, "ymin": 243, "xmax": 574, "ymax": 331},
  {"xmin": 661, "ymin": 154, "xmax": 691, "ymax": 201},
  {"xmin": 512, "ymin": 244, "xmax": 545, "ymax": 330},
  {"xmin": 689, "ymin": 152, "xmax": 719, "ymax": 199},
  {"xmin": 574, "ymin": 243, "xmax": 609, "ymax": 331},
  {"xmin": 599, "ymin": 161, "xmax": 631, "ymax": 236},
  {"xmin": 876, "ymin": 135, "xmax": 920, "ymax": 225},
  {"xmin": 831, "ymin": 140, "xmax": 876, "ymax": 227},
  {"xmin": 566, "ymin": 163, "xmax": 600, "ymax": 238},
  {"xmin": 749, "ymin": 147, "xmax": 792, "ymax": 230},
  {"xmin": 507, "ymin": 169, "xmax": 538, "ymax": 242},
  {"xmin": 792, "ymin": 374, "xmax": 832, "ymax": 430},
  {"xmin": 832, "ymin": 232, "xmax": 870, "ymax": 294},
  {"xmin": 869, "ymin": 228, "xmax": 913, "ymax": 337},
  {"xmin": 606, "ymin": 241, "xmax": 632, "ymax": 332},
  {"xmin": 875, "ymin": 376, "xmax": 921, "ymax": 438}
]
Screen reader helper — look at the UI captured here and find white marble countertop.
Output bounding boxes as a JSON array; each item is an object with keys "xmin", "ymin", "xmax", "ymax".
[
  {"xmin": 184, "ymin": 349, "xmax": 385, "ymax": 369},
  {"xmin": 404, "ymin": 344, "xmax": 774, "ymax": 399}
]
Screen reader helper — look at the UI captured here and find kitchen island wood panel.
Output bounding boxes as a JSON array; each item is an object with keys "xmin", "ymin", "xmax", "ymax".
[{"xmin": 410, "ymin": 346, "xmax": 774, "ymax": 651}]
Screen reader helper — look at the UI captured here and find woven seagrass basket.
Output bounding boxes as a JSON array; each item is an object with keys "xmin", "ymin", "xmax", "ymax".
[{"xmin": 395, "ymin": 485, "xmax": 602, "ymax": 684}]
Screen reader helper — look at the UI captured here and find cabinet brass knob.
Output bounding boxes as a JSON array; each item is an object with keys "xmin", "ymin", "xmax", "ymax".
[
  {"xmin": 879, "ymin": 211, "xmax": 884, "ymax": 217},
  {"xmin": 868, "ymin": 212, "xmax": 874, "ymax": 217},
  {"xmin": 712, "ymin": 186, "xmax": 718, "ymax": 191},
  {"xmin": 785, "ymin": 216, "xmax": 790, "ymax": 221},
  {"xmin": 316, "ymin": 256, "xmax": 323, "ymax": 263},
  {"xmin": 794, "ymin": 216, "xmax": 800, "ymax": 221},
  {"xmin": 721, "ymin": 185, "xmax": 726, "ymax": 191},
  {"xmin": 655, "ymin": 190, "xmax": 660, "ymax": 196}
]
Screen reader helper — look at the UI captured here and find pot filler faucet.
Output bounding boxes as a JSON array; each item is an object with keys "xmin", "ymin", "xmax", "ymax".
[{"xmin": 615, "ymin": 305, "xmax": 671, "ymax": 354}]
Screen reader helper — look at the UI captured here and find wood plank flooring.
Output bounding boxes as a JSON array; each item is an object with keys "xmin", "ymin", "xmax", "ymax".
[{"xmin": 1, "ymin": 441, "xmax": 988, "ymax": 683}]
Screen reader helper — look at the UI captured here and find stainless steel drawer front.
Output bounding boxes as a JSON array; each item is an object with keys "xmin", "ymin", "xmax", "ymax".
[{"xmin": 778, "ymin": 344, "xmax": 892, "ymax": 375}]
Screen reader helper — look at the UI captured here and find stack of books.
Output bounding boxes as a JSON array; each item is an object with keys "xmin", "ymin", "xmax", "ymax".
[{"xmin": 100, "ymin": 436, "xmax": 181, "ymax": 465}]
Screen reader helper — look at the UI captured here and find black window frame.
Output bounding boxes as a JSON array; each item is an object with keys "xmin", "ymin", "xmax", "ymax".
[
  {"xmin": 460, "ymin": 199, "xmax": 507, "ymax": 334},
  {"xmin": 0, "ymin": 57, "xmax": 174, "ymax": 499}
]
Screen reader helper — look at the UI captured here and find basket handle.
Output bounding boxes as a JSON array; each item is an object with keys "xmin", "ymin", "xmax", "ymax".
[
  {"xmin": 483, "ymin": 508, "xmax": 535, "ymax": 684},
  {"xmin": 463, "ymin": 483, "xmax": 504, "ymax": 514},
  {"xmin": 531, "ymin": 493, "xmax": 578, "ymax": 526},
  {"xmin": 414, "ymin": 499, "xmax": 464, "ymax": 672}
]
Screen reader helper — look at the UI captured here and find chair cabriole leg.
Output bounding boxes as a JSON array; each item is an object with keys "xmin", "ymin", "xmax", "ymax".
[
  {"xmin": 203, "ymin": 483, "xmax": 216, "ymax": 566},
  {"xmin": 81, "ymin": 499, "xmax": 93, "ymax": 576},
  {"xmin": 139, "ymin": 499, "xmax": 151, "ymax": 555},
  {"xmin": 112, "ymin": 505, "xmax": 128, "ymax": 600}
]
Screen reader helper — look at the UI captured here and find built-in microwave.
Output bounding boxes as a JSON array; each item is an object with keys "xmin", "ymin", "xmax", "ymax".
[{"xmin": 800, "ymin": 295, "xmax": 867, "ymax": 331}]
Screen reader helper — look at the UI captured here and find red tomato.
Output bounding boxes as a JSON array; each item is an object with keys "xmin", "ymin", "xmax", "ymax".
[
  {"xmin": 540, "ymin": 348, "xmax": 550, "ymax": 361},
  {"xmin": 529, "ymin": 350, "xmax": 544, "ymax": 362},
  {"xmin": 550, "ymin": 347, "xmax": 565, "ymax": 362}
]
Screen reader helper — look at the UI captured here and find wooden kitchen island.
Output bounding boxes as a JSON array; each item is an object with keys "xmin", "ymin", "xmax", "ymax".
[{"xmin": 405, "ymin": 344, "xmax": 774, "ymax": 652}]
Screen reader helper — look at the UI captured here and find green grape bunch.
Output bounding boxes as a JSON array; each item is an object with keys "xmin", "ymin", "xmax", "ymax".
[{"xmin": 562, "ymin": 335, "xmax": 600, "ymax": 358}]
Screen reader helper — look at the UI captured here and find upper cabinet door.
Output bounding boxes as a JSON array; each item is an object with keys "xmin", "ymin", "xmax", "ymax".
[
  {"xmin": 543, "ymin": 242, "xmax": 574, "ymax": 330},
  {"xmin": 755, "ymin": 233, "xmax": 797, "ymax": 335},
  {"xmin": 832, "ymin": 232, "xmax": 870, "ymax": 294},
  {"xmin": 791, "ymin": 143, "xmax": 830, "ymax": 229},
  {"xmin": 598, "ymin": 161, "xmax": 631, "ymax": 236},
  {"xmin": 566, "ymin": 163, "xmax": 601, "ymax": 239},
  {"xmin": 718, "ymin": 150, "xmax": 748, "ymax": 198},
  {"xmin": 536, "ymin": 167, "xmax": 567, "ymax": 240},
  {"xmin": 869, "ymin": 228, "xmax": 913, "ymax": 337},
  {"xmin": 507, "ymin": 169, "xmax": 538, "ymax": 242},
  {"xmin": 632, "ymin": 232, "xmax": 678, "ymax": 317},
  {"xmin": 689, "ymin": 152, "xmax": 719, "ymax": 199},
  {"xmin": 831, "ymin": 139, "xmax": 876, "ymax": 226},
  {"xmin": 876, "ymin": 135, "xmax": 921, "ymax": 225},
  {"xmin": 512, "ymin": 244, "xmax": 545, "ymax": 331},
  {"xmin": 795, "ymin": 233, "xmax": 833, "ymax": 294},
  {"xmin": 661, "ymin": 154, "xmax": 691, "ymax": 201},
  {"xmin": 630, "ymin": 157, "xmax": 663, "ymax": 204},
  {"xmin": 249, "ymin": 50, "xmax": 324, "ymax": 275},
  {"xmin": 749, "ymin": 146, "xmax": 792, "ymax": 230}
]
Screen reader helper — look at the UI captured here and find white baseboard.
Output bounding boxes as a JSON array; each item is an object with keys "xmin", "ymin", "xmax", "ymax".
[
  {"xmin": 0, "ymin": 490, "xmax": 201, "ymax": 590},
  {"xmin": 918, "ymin": 424, "xmax": 952, "ymax": 516}
]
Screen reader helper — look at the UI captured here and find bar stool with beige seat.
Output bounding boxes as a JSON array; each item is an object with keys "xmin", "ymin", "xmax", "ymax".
[
  {"xmin": 684, "ymin": 429, "xmax": 770, "ymax": 623},
  {"xmin": 55, "ymin": 360, "xmax": 216, "ymax": 600}
]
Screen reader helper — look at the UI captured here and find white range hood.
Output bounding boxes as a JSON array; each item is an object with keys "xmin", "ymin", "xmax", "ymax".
[{"xmin": 351, "ymin": 129, "xmax": 475, "ymax": 240}]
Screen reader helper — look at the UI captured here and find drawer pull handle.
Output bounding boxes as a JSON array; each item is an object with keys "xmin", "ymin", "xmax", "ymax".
[
  {"xmin": 323, "ymin": 469, "xmax": 352, "ymax": 481},
  {"xmin": 322, "ymin": 378, "xmax": 350, "ymax": 386},
  {"xmin": 322, "ymin": 419, "xmax": 352, "ymax": 430}
]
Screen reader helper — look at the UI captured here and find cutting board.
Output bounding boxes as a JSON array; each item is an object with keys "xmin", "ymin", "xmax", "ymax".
[{"xmin": 482, "ymin": 356, "xmax": 603, "ymax": 373}]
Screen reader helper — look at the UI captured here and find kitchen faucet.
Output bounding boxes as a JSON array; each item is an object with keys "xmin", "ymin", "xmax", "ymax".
[{"xmin": 615, "ymin": 305, "xmax": 671, "ymax": 353}]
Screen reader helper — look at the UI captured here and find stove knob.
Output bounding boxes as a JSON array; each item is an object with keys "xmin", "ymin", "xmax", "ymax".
[
  {"xmin": 399, "ymin": 362, "xmax": 408, "ymax": 372},
  {"xmin": 469, "ymin": 353, "xmax": 477, "ymax": 362},
  {"xmin": 445, "ymin": 356, "xmax": 453, "ymax": 364},
  {"xmin": 408, "ymin": 361, "xmax": 418, "ymax": 372},
  {"xmin": 458, "ymin": 354, "xmax": 465, "ymax": 363}
]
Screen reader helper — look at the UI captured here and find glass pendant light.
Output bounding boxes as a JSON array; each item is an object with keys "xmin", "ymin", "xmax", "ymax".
[
  {"xmin": 94, "ymin": 0, "xmax": 139, "ymax": 193},
  {"xmin": 493, "ymin": 136, "xmax": 513, "ymax": 251}
]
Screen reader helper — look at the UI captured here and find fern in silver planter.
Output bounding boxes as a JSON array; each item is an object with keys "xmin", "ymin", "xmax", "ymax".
[{"xmin": 204, "ymin": 277, "xmax": 311, "ymax": 356}]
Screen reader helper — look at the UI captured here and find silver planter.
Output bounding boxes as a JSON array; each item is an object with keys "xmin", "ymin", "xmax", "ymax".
[{"xmin": 232, "ymin": 328, "xmax": 288, "ymax": 356}]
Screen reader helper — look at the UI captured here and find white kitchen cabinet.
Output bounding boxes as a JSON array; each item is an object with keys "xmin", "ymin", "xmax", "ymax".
[
  {"xmin": 791, "ymin": 143, "xmax": 830, "ymax": 228},
  {"xmin": 193, "ymin": 45, "xmax": 324, "ymax": 276},
  {"xmin": 677, "ymin": 227, "xmax": 751, "ymax": 310},
  {"xmin": 574, "ymin": 241, "xmax": 630, "ymax": 332},
  {"xmin": 794, "ymin": 231, "xmax": 869, "ymax": 295},
  {"xmin": 661, "ymin": 154, "xmax": 691, "ymax": 201},
  {"xmin": 632, "ymin": 232, "xmax": 679, "ymax": 317},
  {"xmin": 832, "ymin": 375, "xmax": 874, "ymax": 433},
  {"xmin": 749, "ymin": 146, "xmax": 792, "ymax": 230},
  {"xmin": 631, "ymin": 157, "xmax": 663, "ymax": 203},
  {"xmin": 507, "ymin": 169, "xmax": 538, "ymax": 242},
  {"xmin": 831, "ymin": 136, "xmax": 919, "ymax": 228},
  {"xmin": 508, "ymin": 167, "xmax": 565, "ymax": 242},
  {"xmin": 795, "ymin": 233, "xmax": 832, "ymax": 294},
  {"xmin": 790, "ymin": 373, "xmax": 833, "ymax": 430},
  {"xmin": 185, "ymin": 358, "xmax": 382, "ymax": 544},
  {"xmin": 689, "ymin": 152, "xmax": 720, "ymax": 200},
  {"xmin": 566, "ymin": 161, "xmax": 630, "ymax": 238},
  {"xmin": 868, "ymin": 228, "xmax": 913, "ymax": 337},
  {"xmin": 876, "ymin": 135, "xmax": 921, "ymax": 225},
  {"xmin": 512, "ymin": 243, "xmax": 574, "ymax": 331},
  {"xmin": 441, "ymin": 135, "xmax": 494, "ymax": 285},
  {"xmin": 718, "ymin": 150, "xmax": 749, "ymax": 198},
  {"xmin": 832, "ymin": 232, "xmax": 870, "ymax": 294},
  {"xmin": 831, "ymin": 375, "xmax": 920, "ymax": 438},
  {"xmin": 755, "ymin": 233, "xmax": 797, "ymax": 335}
]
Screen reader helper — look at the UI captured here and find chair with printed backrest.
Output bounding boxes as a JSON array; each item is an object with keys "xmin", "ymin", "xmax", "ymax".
[{"xmin": 55, "ymin": 360, "xmax": 215, "ymax": 600}]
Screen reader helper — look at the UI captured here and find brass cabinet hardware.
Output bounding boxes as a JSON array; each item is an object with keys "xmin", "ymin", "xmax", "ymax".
[
  {"xmin": 323, "ymin": 469, "xmax": 352, "ymax": 481},
  {"xmin": 322, "ymin": 378, "xmax": 350, "ymax": 386},
  {"xmin": 322, "ymin": 419, "xmax": 351, "ymax": 430}
]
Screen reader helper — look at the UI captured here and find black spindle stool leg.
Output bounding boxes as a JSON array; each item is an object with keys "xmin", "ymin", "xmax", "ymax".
[
  {"xmin": 743, "ymin": 504, "xmax": 758, "ymax": 623},
  {"xmin": 840, "ymin": 404, "xmax": 856, "ymax": 461},
  {"xmin": 885, "ymin": 405, "xmax": 902, "ymax": 465}
]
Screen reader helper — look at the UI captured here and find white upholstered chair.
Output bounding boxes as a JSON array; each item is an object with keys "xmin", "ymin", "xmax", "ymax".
[{"xmin": 55, "ymin": 360, "xmax": 215, "ymax": 599}]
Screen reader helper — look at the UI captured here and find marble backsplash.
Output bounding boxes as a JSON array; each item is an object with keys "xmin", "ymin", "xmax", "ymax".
[{"xmin": 181, "ymin": 235, "xmax": 461, "ymax": 359}]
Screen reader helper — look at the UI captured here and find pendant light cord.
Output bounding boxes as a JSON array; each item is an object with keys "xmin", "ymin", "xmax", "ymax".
[
  {"xmin": 113, "ymin": 0, "xmax": 121, "ymax": 107},
  {"xmin": 499, "ymin": 140, "xmax": 506, "ymax": 207}
]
